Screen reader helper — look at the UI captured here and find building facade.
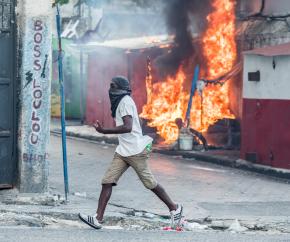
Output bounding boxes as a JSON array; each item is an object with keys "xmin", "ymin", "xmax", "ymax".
[
  {"xmin": 0, "ymin": 0, "xmax": 53, "ymax": 192},
  {"xmin": 242, "ymin": 43, "xmax": 290, "ymax": 169}
]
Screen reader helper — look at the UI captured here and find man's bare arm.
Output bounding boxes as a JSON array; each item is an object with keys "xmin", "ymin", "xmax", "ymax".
[{"xmin": 93, "ymin": 115, "xmax": 133, "ymax": 134}]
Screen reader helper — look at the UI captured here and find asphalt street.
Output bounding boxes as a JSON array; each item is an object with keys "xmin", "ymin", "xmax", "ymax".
[
  {"xmin": 1, "ymin": 135, "xmax": 290, "ymax": 241},
  {"xmin": 48, "ymin": 135, "xmax": 290, "ymax": 221},
  {"xmin": 1, "ymin": 227, "xmax": 290, "ymax": 242}
]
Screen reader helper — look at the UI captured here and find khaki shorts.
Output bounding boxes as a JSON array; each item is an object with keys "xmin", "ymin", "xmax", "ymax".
[{"xmin": 102, "ymin": 148, "xmax": 158, "ymax": 190}]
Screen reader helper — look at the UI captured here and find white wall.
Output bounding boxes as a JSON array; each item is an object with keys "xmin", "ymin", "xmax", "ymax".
[{"xmin": 243, "ymin": 54, "xmax": 290, "ymax": 100}]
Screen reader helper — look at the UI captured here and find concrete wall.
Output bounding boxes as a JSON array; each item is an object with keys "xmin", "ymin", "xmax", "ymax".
[
  {"xmin": 239, "ymin": 0, "xmax": 290, "ymax": 15},
  {"xmin": 243, "ymin": 55, "xmax": 290, "ymax": 100},
  {"xmin": 17, "ymin": 0, "xmax": 53, "ymax": 193},
  {"xmin": 242, "ymin": 54, "xmax": 290, "ymax": 169},
  {"xmin": 238, "ymin": 0, "xmax": 290, "ymax": 50},
  {"xmin": 264, "ymin": 0, "xmax": 290, "ymax": 14},
  {"xmin": 237, "ymin": 1, "xmax": 290, "ymax": 121}
]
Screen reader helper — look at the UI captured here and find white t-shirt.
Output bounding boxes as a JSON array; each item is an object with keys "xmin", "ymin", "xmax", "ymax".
[{"xmin": 115, "ymin": 95, "xmax": 153, "ymax": 157}]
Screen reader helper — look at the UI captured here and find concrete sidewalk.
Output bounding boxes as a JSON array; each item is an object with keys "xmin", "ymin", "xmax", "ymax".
[
  {"xmin": 50, "ymin": 118, "xmax": 118, "ymax": 145},
  {"xmin": 50, "ymin": 119, "xmax": 290, "ymax": 181}
]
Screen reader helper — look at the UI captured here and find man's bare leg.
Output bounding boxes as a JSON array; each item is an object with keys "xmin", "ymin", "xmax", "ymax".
[
  {"xmin": 151, "ymin": 184, "xmax": 177, "ymax": 211},
  {"xmin": 96, "ymin": 184, "xmax": 113, "ymax": 221}
]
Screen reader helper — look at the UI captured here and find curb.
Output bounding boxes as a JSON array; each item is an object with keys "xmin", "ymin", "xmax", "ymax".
[
  {"xmin": 234, "ymin": 159, "xmax": 290, "ymax": 181},
  {"xmin": 51, "ymin": 130, "xmax": 290, "ymax": 181},
  {"xmin": 154, "ymin": 149, "xmax": 235, "ymax": 168},
  {"xmin": 51, "ymin": 130, "xmax": 119, "ymax": 145},
  {"xmin": 154, "ymin": 149, "xmax": 290, "ymax": 181}
]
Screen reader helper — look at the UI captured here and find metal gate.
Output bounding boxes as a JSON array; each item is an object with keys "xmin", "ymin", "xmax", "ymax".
[{"xmin": 0, "ymin": 0, "xmax": 16, "ymax": 188}]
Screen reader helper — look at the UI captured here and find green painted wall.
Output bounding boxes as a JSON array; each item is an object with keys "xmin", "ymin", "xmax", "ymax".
[{"xmin": 51, "ymin": 38, "xmax": 87, "ymax": 119}]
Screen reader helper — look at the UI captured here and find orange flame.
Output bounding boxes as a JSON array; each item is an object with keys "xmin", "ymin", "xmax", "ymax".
[
  {"xmin": 141, "ymin": 69, "xmax": 188, "ymax": 143},
  {"xmin": 197, "ymin": 0, "xmax": 237, "ymax": 131},
  {"xmin": 141, "ymin": 0, "xmax": 237, "ymax": 143}
]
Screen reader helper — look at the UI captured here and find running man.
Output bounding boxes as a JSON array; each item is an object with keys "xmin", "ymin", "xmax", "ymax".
[{"xmin": 79, "ymin": 76, "xmax": 183, "ymax": 229}]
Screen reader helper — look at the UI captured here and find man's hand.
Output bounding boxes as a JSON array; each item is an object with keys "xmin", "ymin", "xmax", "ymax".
[
  {"xmin": 92, "ymin": 116, "xmax": 132, "ymax": 135},
  {"xmin": 93, "ymin": 121, "xmax": 105, "ymax": 134}
]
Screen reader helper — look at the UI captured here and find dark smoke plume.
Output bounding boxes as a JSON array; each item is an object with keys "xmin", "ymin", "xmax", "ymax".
[{"xmin": 156, "ymin": 0, "xmax": 211, "ymax": 77}]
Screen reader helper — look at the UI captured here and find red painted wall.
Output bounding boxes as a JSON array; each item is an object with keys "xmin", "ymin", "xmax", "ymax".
[
  {"xmin": 85, "ymin": 46, "xmax": 165, "ymax": 127},
  {"xmin": 86, "ymin": 49, "xmax": 128, "ymax": 127},
  {"xmin": 241, "ymin": 99, "xmax": 290, "ymax": 169}
]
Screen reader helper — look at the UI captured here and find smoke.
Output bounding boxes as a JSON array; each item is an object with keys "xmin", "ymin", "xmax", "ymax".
[{"xmin": 156, "ymin": 0, "xmax": 212, "ymax": 77}]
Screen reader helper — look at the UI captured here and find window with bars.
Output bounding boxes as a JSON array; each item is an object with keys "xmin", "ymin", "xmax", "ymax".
[{"xmin": 0, "ymin": 0, "xmax": 12, "ymax": 31}]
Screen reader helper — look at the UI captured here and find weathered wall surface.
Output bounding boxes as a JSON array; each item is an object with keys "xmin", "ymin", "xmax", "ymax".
[
  {"xmin": 239, "ymin": 20, "xmax": 290, "ymax": 51},
  {"xmin": 242, "ymin": 54, "xmax": 290, "ymax": 169},
  {"xmin": 243, "ymin": 55, "xmax": 290, "ymax": 100},
  {"xmin": 238, "ymin": 0, "xmax": 290, "ymax": 50},
  {"xmin": 236, "ymin": 1, "xmax": 290, "ymax": 120},
  {"xmin": 239, "ymin": 0, "xmax": 290, "ymax": 15},
  {"xmin": 17, "ymin": 0, "xmax": 52, "ymax": 193}
]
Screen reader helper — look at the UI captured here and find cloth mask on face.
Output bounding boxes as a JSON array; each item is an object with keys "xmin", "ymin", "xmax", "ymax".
[{"xmin": 109, "ymin": 77, "xmax": 131, "ymax": 118}]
